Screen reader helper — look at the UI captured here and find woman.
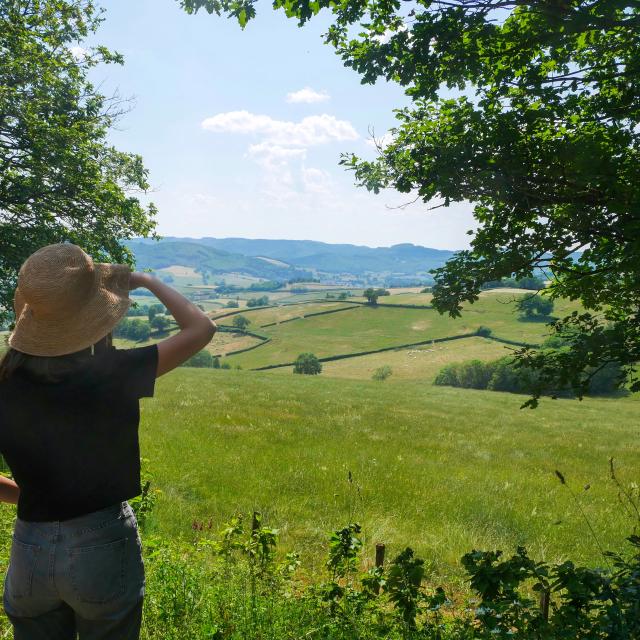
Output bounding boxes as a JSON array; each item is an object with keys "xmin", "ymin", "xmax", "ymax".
[{"xmin": 0, "ymin": 242, "xmax": 217, "ymax": 639}]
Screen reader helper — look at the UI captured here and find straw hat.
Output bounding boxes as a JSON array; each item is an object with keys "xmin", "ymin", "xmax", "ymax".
[{"xmin": 8, "ymin": 243, "xmax": 132, "ymax": 357}]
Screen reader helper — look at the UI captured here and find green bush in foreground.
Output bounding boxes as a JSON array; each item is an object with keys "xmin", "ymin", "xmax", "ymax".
[{"xmin": 2, "ymin": 460, "xmax": 636, "ymax": 638}]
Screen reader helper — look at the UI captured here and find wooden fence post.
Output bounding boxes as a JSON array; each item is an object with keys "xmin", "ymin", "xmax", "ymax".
[
  {"xmin": 374, "ymin": 543, "xmax": 386, "ymax": 595},
  {"xmin": 539, "ymin": 589, "xmax": 550, "ymax": 621}
]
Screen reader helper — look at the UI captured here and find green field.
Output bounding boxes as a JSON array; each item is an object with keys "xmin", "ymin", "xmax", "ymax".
[
  {"xmin": 219, "ymin": 292, "xmax": 579, "ymax": 370},
  {"xmin": 214, "ymin": 301, "xmax": 356, "ymax": 327},
  {"xmin": 141, "ymin": 368, "xmax": 639, "ymax": 584},
  {"xmin": 276, "ymin": 336, "xmax": 510, "ymax": 380}
]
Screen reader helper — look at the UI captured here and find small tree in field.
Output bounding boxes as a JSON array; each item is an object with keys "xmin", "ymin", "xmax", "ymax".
[
  {"xmin": 232, "ymin": 315, "xmax": 250, "ymax": 332},
  {"xmin": 363, "ymin": 288, "xmax": 379, "ymax": 305},
  {"xmin": 517, "ymin": 296, "xmax": 554, "ymax": 320},
  {"xmin": 293, "ymin": 353, "xmax": 322, "ymax": 375}
]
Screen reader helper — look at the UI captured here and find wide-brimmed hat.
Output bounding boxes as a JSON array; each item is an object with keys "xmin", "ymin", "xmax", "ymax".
[{"xmin": 8, "ymin": 243, "xmax": 132, "ymax": 357}]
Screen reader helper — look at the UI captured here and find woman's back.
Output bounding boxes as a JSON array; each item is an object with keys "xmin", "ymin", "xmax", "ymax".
[{"xmin": 0, "ymin": 344, "xmax": 158, "ymax": 522}]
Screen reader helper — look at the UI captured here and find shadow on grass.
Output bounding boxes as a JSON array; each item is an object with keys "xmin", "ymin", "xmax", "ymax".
[{"xmin": 517, "ymin": 315, "xmax": 557, "ymax": 323}]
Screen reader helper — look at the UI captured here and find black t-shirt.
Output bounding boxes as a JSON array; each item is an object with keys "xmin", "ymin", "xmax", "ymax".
[{"xmin": 0, "ymin": 344, "xmax": 158, "ymax": 522}]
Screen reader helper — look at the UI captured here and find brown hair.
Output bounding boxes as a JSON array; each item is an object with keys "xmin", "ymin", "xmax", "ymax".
[{"xmin": 0, "ymin": 333, "xmax": 114, "ymax": 383}]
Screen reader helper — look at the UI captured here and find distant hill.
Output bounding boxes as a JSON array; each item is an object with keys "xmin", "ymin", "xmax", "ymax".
[
  {"xmin": 128, "ymin": 237, "xmax": 457, "ymax": 279},
  {"xmin": 124, "ymin": 240, "xmax": 311, "ymax": 281}
]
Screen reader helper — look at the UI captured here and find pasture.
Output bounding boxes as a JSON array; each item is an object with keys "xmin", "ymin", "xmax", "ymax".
[
  {"xmin": 276, "ymin": 336, "xmax": 510, "ymax": 380},
  {"xmin": 219, "ymin": 291, "xmax": 581, "ymax": 370},
  {"xmin": 141, "ymin": 367, "xmax": 639, "ymax": 585}
]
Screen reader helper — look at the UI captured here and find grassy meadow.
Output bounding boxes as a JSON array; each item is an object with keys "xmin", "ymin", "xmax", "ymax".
[
  {"xmin": 276, "ymin": 336, "xmax": 510, "ymax": 380},
  {"xmin": 217, "ymin": 291, "xmax": 581, "ymax": 370},
  {"xmin": 2, "ymin": 287, "xmax": 636, "ymax": 595},
  {"xmin": 141, "ymin": 368, "xmax": 639, "ymax": 586}
]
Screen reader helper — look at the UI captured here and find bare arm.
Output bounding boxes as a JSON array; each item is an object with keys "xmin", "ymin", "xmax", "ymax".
[
  {"xmin": 0, "ymin": 476, "xmax": 19, "ymax": 504},
  {"xmin": 129, "ymin": 272, "xmax": 217, "ymax": 377}
]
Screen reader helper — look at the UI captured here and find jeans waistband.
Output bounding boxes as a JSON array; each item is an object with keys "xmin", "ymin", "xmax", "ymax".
[{"xmin": 15, "ymin": 501, "xmax": 132, "ymax": 539}]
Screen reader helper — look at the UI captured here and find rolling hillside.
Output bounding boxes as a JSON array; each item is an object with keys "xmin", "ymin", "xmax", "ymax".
[
  {"xmin": 125, "ymin": 240, "xmax": 310, "ymax": 281},
  {"xmin": 126, "ymin": 237, "xmax": 456, "ymax": 280}
]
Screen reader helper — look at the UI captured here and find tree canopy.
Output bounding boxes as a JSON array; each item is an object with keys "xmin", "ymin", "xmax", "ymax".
[
  {"xmin": 1, "ymin": 0, "xmax": 156, "ymax": 325},
  {"xmin": 180, "ymin": 0, "xmax": 640, "ymax": 404}
]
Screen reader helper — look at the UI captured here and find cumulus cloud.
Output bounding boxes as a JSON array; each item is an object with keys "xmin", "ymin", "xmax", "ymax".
[
  {"xmin": 286, "ymin": 87, "xmax": 330, "ymax": 104},
  {"xmin": 201, "ymin": 111, "xmax": 357, "ymax": 147},
  {"xmin": 202, "ymin": 110, "xmax": 357, "ymax": 202},
  {"xmin": 302, "ymin": 167, "xmax": 331, "ymax": 193}
]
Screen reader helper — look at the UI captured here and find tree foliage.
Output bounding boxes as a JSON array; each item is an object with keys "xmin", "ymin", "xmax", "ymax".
[
  {"xmin": 516, "ymin": 295, "xmax": 554, "ymax": 319},
  {"xmin": 232, "ymin": 315, "xmax": 250, "ymax": 331},
  {"xmin": 1, "ymin": 0, "xmax": 156, "ymax": 324},
  {"xmin": 180, "ymin": 0, "xmax": 640, "ymax": 405},
  {"xmin": 363, "ymin": 288, "xmax": 379, "ymax": 305},
  {"xmin": 293, "ymin": 352, "xmax": 322, "ymax": 375}
]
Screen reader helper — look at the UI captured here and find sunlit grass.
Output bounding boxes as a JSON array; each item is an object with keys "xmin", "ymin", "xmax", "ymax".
[{"xmin": 141, "ymin": 368, "xmax": 639, "ymax": 586}]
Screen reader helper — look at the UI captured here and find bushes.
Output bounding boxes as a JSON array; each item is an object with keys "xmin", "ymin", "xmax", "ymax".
[
  {"xmin": 114, "ymin": 318, "xmax": 151, "ymax": 341},
  {"xmin": 232, "ymin": 315, "xmax": 250, "ymax": 331},
  {"xmin": 435, "ymin": 354, "xmax": 623, "ymax": 398},
  {"xmin": 181, "ymin": 350, "xmax": 220, "ymax": 368},
  {"xmin": 434, "ymin": 359, "xmax": 500, "ymax": 390},
  {"xmin": 135, "ymin": 510, "xmax": 640, "ymax": 640},
  {"xmin": 293, "ymin": 353, "xmax": 322, "ymax": 375},
  {"xmin": 372, "ymin": 365, "xmax": 392, "ymax": 381},
  {"xmin": 476, "ymin": 325, "xmax": 492, "ymax": 338},
  {"xmin": 247, "ymin": 295, "xmax": 269, "ymax": 307},
  {"xmin": 517, "ymin": 295, "xmax": 554, "ymax": 319}
]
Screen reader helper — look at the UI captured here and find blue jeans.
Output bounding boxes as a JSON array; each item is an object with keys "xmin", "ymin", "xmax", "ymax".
[{"xmin": 3, "ymin": 501, "xmax": 144, "ymax": 639}]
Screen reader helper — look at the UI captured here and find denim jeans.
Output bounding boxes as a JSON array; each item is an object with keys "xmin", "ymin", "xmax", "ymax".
[{"xmin": 3, "ymin": 501, "xmax": 144, "ymax": 639}]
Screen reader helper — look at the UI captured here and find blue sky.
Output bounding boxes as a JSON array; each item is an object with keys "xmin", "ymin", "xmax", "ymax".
[{"xmin": 87, "ymin": 0, "xmax": 476, "ymax": 249}]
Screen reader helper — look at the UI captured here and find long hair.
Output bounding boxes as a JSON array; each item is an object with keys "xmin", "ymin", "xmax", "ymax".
[{"xmin": 0, "ymin": 333, "xmax": 114, "ymax": 383}]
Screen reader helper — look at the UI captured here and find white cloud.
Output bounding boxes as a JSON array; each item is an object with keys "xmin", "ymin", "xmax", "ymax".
[
  {"xmin": 286, "ymin": 87, "xmax": 330, "ymax": 104},
  {"xmin": 202, "ymin": 111, "xmax": 357, "ymax": 147},
  {"xmin": 302, "ymin": 167, "xmax": 331, "ymax": 194},
  {"xmin": 69, "ymin": 45, "xmax": 88, "ymax": 61},
  {"xmin": 202, "ymin": 110, "xmax": 358, "ymax": 204}
]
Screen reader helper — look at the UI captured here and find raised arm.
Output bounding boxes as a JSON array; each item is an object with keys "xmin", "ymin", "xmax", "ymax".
[{"xmin": 129, "ymin": 272, "xmax": 217, "ymax": 377}]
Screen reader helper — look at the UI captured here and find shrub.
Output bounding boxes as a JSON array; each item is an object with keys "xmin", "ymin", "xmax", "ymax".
[
  {"xmin": 458, "ymin": 359, "xmax": 496, "ymax": 389},
  {"xmin": 181, "ymin": 350, "xmax": 219, "ymax": 368},
  {"xmin": 517, "ymin": 295, "xmax": 554, "ymax": 319},
  {"xmin": 434, "ymin": 363, "xmax": 460, "ymax": 387},
  {"xmin": 150, "ymin": 315, "xmax": 171, "ymax": 332},
  {"xmin": 220, "ymin": 361, "xmax": 232, "ymax": 369},
  {"xmin": 113, "ymin": 318, "xmax": 151, "ymax": 342},
  {"xmin": 147, "ymin": 303, "xmax": 165, "ymax": 322},
  {"xmin": 587, "ymin": 361, "xmax": 624, "ymax": 395},
  {"xmin": 293, "ymin": 353, "xmax": 322, "ymax": 375},
  {"xmin": 372, "ymin": 365, "xmax": 392, "ymax": 381},
  {"xmin": 247, "ymin": 295, "xmax": 269, "ymax": 307},
  {"xmin": 225, "ymin": 300, "xmax": 239, "ymax": 308},
  {"xmin": 487, "ymin": 357, "xmax": 527, "ymax": 393},
  {"xmin": 363, "ymin": 288, "xmax": 379, "ymax": 305},
  {"xmin": 232, "ymin": 315, "xmax": 250, "ymax": 331},
  {"xmin": 476, "ymin": 325, "xmax": 493, "ymax": 337}
]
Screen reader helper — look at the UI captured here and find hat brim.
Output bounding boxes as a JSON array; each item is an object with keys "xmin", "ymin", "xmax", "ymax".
[{"xmin": 9, "ymin": 263, "xmax": 132, "ymax": 357}]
